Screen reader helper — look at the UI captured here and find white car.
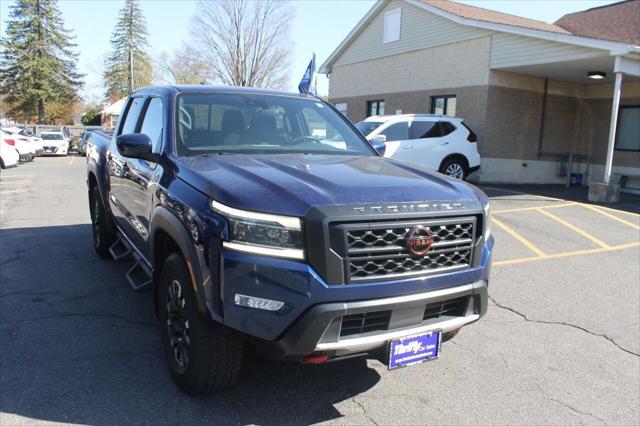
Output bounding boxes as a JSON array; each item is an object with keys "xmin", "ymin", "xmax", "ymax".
[
  {"xmin": 40, "ymin": 131, "xmax": 69, "ymax": 156},
  {"xmin": 2, "ymin": 127, "xmax": 44, "ymax": 157},
  {"xmin": 1, "ymin": 139, "xmax": 20, "ymax": 169},
  {"xmin": 3, "ymin": 127, "xmax": 45, "ymax": 156},
  {"xmin": 0, "ymin": 128, "xmax": 35, "ymax": 162},
  {"xmin": 356, "ymin": 114, "xmax": 481, "ymax": 180}
]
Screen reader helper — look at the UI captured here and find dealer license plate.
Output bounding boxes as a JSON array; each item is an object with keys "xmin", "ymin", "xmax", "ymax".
[{"xmin": 388, "ymin": 331, "xmax": 440, "ymax": 370}]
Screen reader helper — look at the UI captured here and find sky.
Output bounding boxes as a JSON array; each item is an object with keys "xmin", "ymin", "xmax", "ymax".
[{"xmin": 0, "ymin": 0, "xmax": 621, "ymax": 103}]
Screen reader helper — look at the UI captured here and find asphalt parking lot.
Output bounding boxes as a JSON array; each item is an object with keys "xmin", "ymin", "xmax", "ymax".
[{"xmin": 1, "ymin": 157, "xmax": 639, "ymax": 425}]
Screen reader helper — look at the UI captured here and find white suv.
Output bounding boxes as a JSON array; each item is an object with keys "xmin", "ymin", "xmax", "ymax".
[{"xmin": 356, "ymin": 114, "xmax": 481, "ymax": 180}]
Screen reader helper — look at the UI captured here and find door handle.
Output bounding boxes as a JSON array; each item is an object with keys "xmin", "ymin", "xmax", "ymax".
[
  {"xmin": 440, "ymin": 141, "xmax": 450, "ymax": 145},
  {"xmin": 403, "ymin": 144, "xmax": 413, "ymax": 149}
]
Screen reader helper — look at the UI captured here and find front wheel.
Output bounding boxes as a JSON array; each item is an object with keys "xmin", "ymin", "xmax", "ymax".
[
  {"xmin": 158, "ymin": 253, "xmax": 243, "ymax": 394},
  {"xmin": 440, "ymin": 158, "xmax": 468, "ymax": 180}
]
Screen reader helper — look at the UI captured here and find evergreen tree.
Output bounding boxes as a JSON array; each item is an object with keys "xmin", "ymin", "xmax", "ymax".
[
  {"xmin": 104, "ymin": 0, "xmax": 152, "ymax": 99},
  {"xmin": 0, "ymin": 0, "xmax": 83, "ymax": 124}
]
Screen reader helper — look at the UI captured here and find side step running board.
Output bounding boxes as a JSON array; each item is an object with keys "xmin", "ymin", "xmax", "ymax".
[
  {"xmin": 126, "ymin": 256, "xmax": 153, "ymax": 291},
  {"xmin": 109, "ymin": 236, "xmax": 132, "ymax": 261}
]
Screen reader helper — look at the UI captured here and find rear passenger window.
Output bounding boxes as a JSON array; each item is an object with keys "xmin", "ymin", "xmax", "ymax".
[
  {"xmin": 120, "ymin": 97, "xmax": 145, "ymax": 135},
  {"xmin": 440, "ymin": 121, "xmax": 456, "ymax": 136},
  {"xmin": 139, "ymin": 98, "xmax": 163, "ymax": 153},
  {"xmin": 411, "ymin": 121, "xmax": 440, "ymax": 139},
  {"xmin": 379, "ymin": 122, "xmax": 408, "ymax": 142}
]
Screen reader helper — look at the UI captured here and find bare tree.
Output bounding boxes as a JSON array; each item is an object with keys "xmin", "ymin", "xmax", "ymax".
[
  {"xmin": 156, "ymin": 45, "xmax": 209, "ymax": 85},
  {"xmin": 190, "ymin": 0, "xmax": 294, "ymax": 89}
]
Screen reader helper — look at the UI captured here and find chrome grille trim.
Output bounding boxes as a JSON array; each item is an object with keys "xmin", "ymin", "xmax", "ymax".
[{"xmin": 333, "ymin": 216, "xmax": 477, "ymax": 282}]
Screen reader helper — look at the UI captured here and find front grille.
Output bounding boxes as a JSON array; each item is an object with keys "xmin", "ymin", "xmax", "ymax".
[
  {"xmin": 340, "ymin": 310, "xmax": 391, "ymax": 337},
  {"xmin": 423, "ymin": 296, "xmax": 468, "ymax": 320},
  {"xmin": 335, "ymin": 217, "xmax": 476, "ymax": 282}
]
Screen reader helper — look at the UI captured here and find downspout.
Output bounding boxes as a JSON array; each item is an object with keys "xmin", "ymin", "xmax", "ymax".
[{"xmin": 537, "ymin": 78, "xmax": 549, "ymax": 157}]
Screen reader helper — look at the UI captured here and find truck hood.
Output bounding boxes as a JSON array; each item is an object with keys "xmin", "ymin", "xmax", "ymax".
[{"xmin": 176, "ymin": 154, "xmax": 480, "ymax": 217}]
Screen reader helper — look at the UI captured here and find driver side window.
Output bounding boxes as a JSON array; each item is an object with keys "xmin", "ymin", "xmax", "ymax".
[
  {"xmin": 119, "ymin": 97, "xmax": 145, "ymax": 135},
  {"xmin": 139, "ymin": 98, "xmax": 164, "ymax": 153}
]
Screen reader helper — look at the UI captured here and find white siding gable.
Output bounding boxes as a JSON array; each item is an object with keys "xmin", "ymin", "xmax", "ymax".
[
  {"xmin": 334, "ymin": 0, "xmax": 490, "ymax": 67},
  {"xmin": 490, "ymin": 33, "xmax": 607, "ymax": 69}
]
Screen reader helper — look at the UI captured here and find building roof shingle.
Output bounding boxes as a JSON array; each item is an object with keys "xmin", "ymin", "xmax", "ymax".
[
  {"xmin": 420, "ymin": 0, "xmax": 570, "ymax": 34},
  {"xmin": 554, "ymin": 0, "xmax": 640, "ymax": 45}
]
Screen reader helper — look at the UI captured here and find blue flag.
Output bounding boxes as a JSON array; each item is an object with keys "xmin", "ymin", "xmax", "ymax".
[{"xmin": 298, "ymin": 53, "xmax": 316, "ymax": 95}]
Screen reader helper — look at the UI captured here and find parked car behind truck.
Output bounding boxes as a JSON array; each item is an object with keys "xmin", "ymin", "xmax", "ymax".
[
  {"xmin": 356, "ymin": 114, "xmax": 481, "ymax": 180},
  {"xmin": 1, "ymin": 137, "xmax": 20, "ymax": 169},
  {"xmin": 87, "ymin": 85, "xmax": 493, "ymax": 394},
  {"xmin": 40, "ymin": 131, "xmax": 69, "ymax": 156}
]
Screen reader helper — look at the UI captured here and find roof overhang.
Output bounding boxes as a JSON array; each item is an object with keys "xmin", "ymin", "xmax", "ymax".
[
  {"xmin": 319, "ymin": 0, "xmax": 640, "ymax": 75},
  {"xmin": 491, "ymin": 54, "xmax": 639, "ymax": 84}
]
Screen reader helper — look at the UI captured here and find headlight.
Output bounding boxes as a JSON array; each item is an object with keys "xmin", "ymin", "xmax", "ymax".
[
  {"xmin": 483, "ymin": 202, "xmax": 492, "ymax": 240},
  {"xmin": 211, "ymin": 200, "xmax": 304, "ymax": 260}
]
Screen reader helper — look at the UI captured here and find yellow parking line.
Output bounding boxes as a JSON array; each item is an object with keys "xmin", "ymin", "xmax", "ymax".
[
  {"xmin": 536, "ymin": 208, "xmax": 610, "ymax": 249},
  {"xmin": 492, "ymin": 217, "xmax": 548, "ymax": 258},
  {"xmin": 495, "ymin": 241, "xmax": 640, "ymax": 267},
  {"xmin": 69, "ymin": 156, "xmax": 76, "ymax": 166},
  {"xmin": 483, "ymin": 186, "xmax": 639, "ymax": 217},
  {"xmin": 494, "ymin": 202, "xmax": 576, "ymax": 214},
  {"xmin": 579, "ymin": 204, "xmax": 640, "ymax": 230},
  {"xmin": 0, "ymin": 179, "xmax": 31, "ymax": 185},
  {"xmin": 482, "ymin": 186, "xmax": 563, "ymax": 201},
  {"xmin": 0, "ymin": 189, "xmax": 28, "ymax": 195},
  {"xmin": 590, "ymin": 203, "xmax": 640, "ymax": 217}
]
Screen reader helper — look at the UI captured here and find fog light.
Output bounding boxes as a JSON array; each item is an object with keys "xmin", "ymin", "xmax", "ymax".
[{"xmin": 234, "ymin": 294, "xmax": 284, "ymax": 311}]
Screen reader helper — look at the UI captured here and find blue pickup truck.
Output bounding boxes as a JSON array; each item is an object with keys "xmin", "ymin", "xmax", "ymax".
[{"xmin": 86, "ymin": 85, "xmax": 493, "ymax": 394}]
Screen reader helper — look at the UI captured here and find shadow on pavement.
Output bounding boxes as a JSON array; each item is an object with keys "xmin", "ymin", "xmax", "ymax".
[
  {"xmin": 0, "ymin": 224, "xmax": 380, "ymax": 425},
  {"xmin": 481, "ymin": 184, "xmax": 640, "ymax": 214}
]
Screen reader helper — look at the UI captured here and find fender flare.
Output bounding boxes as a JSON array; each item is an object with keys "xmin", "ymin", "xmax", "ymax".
[
  {"xmin": 87, "ymin": 160, "xmax": 117, "ymax": 235},
  {"xmin": 149, "ymin": 206, "xmax": 208, "ymax": 316}
]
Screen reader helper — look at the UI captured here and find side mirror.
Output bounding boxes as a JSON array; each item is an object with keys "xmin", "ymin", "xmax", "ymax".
[
  {"xmin": 116, "ymin": 133, "xmax": 159, "ymax": 162},
  {"xmin": 368, "ymin": 134, "xmax": 387, "ymax": 156}
]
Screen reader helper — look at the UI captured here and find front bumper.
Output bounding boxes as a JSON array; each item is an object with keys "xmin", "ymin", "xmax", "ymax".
[
  {"xmin": 217, "ymin": 236, "xmax": 493, "ymax": 360},
  {"xmin": 42, "ymin": 146, "xmax": 67, "ymax": 155},
  {"xmin": 258, "ymin": 280, "xmax": 487, "ymax": 360}
]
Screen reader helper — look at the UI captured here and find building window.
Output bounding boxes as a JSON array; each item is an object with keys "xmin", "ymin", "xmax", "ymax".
[
  {"xmin": 383, "ymin": 8, "xmax": 401, "ymax": 44},
  {"xmin": 334, "ymin": 103, "xmax": 348, "ymax": 116},
  {"xmin": 367, "ymin": 100, "xmax": 385, "ymax": 117},
  {"xmin": 615, "ymin": 106, "xmax": 640, "ymax": 151},
  {"xmin": 431, "ymin": 95, "xmax": 456, "ymax": 117}
]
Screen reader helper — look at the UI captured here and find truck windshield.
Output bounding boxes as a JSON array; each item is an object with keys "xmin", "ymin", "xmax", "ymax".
[{"xmin": 175, "ymin": 93, "xmax": 373, "ymax": 156}]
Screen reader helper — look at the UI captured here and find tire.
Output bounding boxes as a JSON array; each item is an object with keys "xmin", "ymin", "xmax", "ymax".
[
  {"xmin": 158, "ymin": 253, "xmax": 243, "ymax": 395},
  {"xmin": 440, "ymin": 157, "xmax": 468, "ymax": 180},
  {"xmin": 89, "ymin": 184, "xmax": 116, "ymax": 258}
]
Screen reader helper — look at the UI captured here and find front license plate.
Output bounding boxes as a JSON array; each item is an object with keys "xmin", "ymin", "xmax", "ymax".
[{"xmin": 388, "ymin": 331, "xmax": 440, "ymax": 370}]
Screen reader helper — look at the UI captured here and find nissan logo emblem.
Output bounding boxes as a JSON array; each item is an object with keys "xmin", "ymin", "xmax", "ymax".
[{"xmin": 405, "ymin": 226, "xmax": 434, "ymax": 256}]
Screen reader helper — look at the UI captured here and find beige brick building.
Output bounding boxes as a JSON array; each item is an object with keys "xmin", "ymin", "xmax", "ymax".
[{"xmin": 320, "ymin": 0, "xmax": 640, "ymax": 189}]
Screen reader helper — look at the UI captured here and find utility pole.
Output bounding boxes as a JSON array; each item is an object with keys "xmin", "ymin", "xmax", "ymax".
[{"xmin": 129, "ymin": 39, "xmax": 134, "ymax": 93}]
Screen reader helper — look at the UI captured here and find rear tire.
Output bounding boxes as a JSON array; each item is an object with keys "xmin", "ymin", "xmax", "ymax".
[
  {"xmin": 89, "ymin": 184, "xmax": 116, "ymax": 258},
  {"xmin": 158, "ymin": 253, "xmax": 243, "ymax": 394},
  {"xmin": 440, "ymin": 157, "xmax": 468, "ymax": 180}
]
